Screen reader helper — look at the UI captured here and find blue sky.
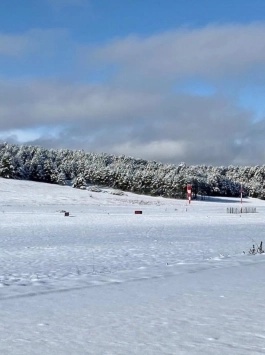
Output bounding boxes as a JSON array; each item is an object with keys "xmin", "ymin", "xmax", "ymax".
[{"xmin": 1, "ymin": 0, "xmax": 265, "ymax": 165}]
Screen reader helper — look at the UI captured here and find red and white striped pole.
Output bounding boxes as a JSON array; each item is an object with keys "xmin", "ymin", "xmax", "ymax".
[{"xmin": 187, "ymin": 184, "xmax": 192, "ymax": 204}]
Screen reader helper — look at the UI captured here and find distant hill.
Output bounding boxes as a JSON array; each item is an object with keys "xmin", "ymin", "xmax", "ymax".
[{"xmin": 0, "ymin": 142, "xmax": 264, "ymax": 199}]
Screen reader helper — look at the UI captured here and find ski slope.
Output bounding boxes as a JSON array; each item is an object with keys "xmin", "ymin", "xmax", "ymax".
[{"xmin": 0, "ymin": 178, "xmax": 265, "ymax": 354}]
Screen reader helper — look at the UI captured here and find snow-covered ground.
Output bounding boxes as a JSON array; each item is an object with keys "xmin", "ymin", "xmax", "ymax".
[{"xmin": 0, "ymin": 178, "xmax": 265, "ymax": 354}]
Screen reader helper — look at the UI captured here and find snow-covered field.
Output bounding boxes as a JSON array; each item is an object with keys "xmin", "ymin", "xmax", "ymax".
[{"xmin": 1, "ymin": 178, "xmax": 265, "ymax": 354}]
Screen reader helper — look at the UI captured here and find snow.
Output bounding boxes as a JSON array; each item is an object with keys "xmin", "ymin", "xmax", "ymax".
[{"xmin": 0, "ymin": 177, "xmax": 265, "ymax": 354}]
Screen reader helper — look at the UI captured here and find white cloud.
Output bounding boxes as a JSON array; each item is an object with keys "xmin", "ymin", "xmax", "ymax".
[
  {"xmin": 88, "ymin": 23, "xmax": 265, "ymax": 82},
  {"xmin": 0, "ymin": 81, "xmax": 162, "ymax": 129},
  {"xmin": 0, "ymin": 29, "xmax": 70, "ymax": 58},
  {"xmin": 0, "ymin": 78, "xmax": 258, "ymax": 165}
]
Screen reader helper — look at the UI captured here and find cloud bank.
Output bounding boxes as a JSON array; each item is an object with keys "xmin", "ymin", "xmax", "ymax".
[{"xmin": 1, "ymin": 24, "xmax": 265, "ymax": 165}]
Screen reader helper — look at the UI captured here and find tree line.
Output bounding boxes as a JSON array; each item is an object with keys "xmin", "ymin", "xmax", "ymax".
[{"xmin": 0, "ymin": 142, "xmax": 264, "ymax": 199}]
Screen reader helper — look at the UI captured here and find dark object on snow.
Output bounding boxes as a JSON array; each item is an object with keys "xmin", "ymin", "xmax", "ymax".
[
  {"xmin": 135, "ymin": 211, "xmax": 142, "ymax": 214},
  {"xmin": 64, "ymin": 212, "xmax": 69, "ymax": 217},
  {"xmin": 257, "ymin": 241, "xmax": 264, "ymax": 254},
  {"xmin": 249, "ymin": 244, "xmax": 256, "ymax": 254},
  {"xmin": 249, "ymin": 241, "xmax": 264, "ymax": 254}
]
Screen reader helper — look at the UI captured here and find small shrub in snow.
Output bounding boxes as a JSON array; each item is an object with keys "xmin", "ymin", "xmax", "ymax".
[{"xmin": 248, "ymin": 241, "xmax": 264, "ymax": 255}]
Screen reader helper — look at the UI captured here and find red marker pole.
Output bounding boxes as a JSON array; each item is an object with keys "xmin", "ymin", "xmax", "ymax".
[{"xmin": 187, "ymin": 184, "xmax": 192, "ymax": 204}]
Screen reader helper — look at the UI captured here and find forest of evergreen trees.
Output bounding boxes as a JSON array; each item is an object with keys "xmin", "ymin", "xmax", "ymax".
[{"xmin": 0, "ymin": 142, "xmax": 265, "ymax": 200}]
